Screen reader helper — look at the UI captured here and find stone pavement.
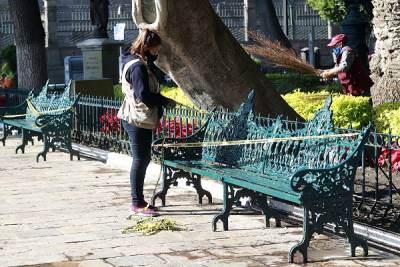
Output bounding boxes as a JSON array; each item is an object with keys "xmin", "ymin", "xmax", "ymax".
[{"xmin": 1, "ymin": 138, "xmax": 400, "ymax": 267}]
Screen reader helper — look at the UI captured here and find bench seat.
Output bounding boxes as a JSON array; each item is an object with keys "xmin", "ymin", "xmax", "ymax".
[
  {"xmin": 2, "ymin": 118, "xmax": 42, "ymax": 132},
  {"xmin": 164, "ymin": 159, "xmax": 302, "ymax": 204}
]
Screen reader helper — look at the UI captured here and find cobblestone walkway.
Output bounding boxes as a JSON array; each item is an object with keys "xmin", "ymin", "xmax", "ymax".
[{"xmin": 1, "ymin": 138, "xmax": 400, "ymax": 267}]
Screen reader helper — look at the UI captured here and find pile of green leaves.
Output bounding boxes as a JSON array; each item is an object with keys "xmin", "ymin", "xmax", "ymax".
[{"xmin": 123, "ymin": 216, "xmax": 187, "ymax": 235}]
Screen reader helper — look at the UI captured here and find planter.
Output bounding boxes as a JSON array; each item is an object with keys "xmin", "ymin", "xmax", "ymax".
[{"xmin": 2, "ymin": 78, "xmax": 13, "ymax": 88}]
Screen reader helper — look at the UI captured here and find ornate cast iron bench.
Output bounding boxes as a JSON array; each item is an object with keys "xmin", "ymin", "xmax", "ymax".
[
  {"xmin": 152, "ymin": 91, "xmax": 370, "ymax": 262},
  {"xmin": 152, "ymin": 92, "xmax": 335, "ymax": 206},
  {"xmin": 0, "ymin": 81, "xmax": 80, "ymax": 162}
]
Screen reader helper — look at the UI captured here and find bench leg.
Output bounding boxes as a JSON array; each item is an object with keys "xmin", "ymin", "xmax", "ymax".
[
  {"xmin": 340, "ymin": 207, "xmax": 368, "ymax": 258},
  {"xmin": 1, "ymin": 124, "xmax": 10, "ymax": 146},
  {"xmin": 65, "ymin": 135, "xmax": 80, "ymax": 161},
  {"xmin": 27, "ymin": 135, "xmax": 34, "ymax": 146},
  {"xmin": 190, "ymin": 174, "xmax": 212, "ymax": 205},
  {"xmin": 253, "ymin": 194, "xmax": 281, "ymax": 228},
  {"xmin": 36, "ymin": 134, "xmax": 50, "ymax": 162},
  {"xmin": 152, "ymin": 167, "xmax": 212, "ymax": 207},
  {"xmin": 152, "ymin": 165, "xmax": 174, "ymax": 207},
  {"xmin": 289, "ymin": 207, "xmax": 313, "ymax": 263},
  {"xmin": 16, "ymin": 129, "xmax": 29, "ymax": 154},
  {"xmin": 212, "ymin": 183, "xmax": 235, "ymax": 231}
]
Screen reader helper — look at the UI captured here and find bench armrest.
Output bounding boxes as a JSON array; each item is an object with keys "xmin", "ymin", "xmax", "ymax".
[
  {"xmin": 290, "ymin": 162, "xmax": 357, "ymax": 199},
  {"xmin": 290, "ymin": 130, "xmax": 371, "ymax": 199},
  {"xmin": 34, "ymin": 109, "xmax": 74, "ymax": 131},
  {"xmin": 151, "ymin": 121, "xmax": 209, "ymax": 162}
]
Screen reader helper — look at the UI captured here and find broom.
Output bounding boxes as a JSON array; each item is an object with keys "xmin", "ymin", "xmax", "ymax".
[{"xmin": 245, "ymin": 31, "xmax": 322, "ymax": 76}]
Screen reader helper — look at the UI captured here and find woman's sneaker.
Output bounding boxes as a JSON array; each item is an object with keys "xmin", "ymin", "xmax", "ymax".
[
  {"xmin": 142, "ymin": 201, "xmax": 158, "ymax": 211},
  {"xmin": 130, "ymin": 203, "xmax": 159, "ymax": 217}
]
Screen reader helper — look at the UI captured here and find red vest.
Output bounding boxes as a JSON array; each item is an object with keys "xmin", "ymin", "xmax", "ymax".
[{"xmin": 336, "ymin": 47, "xmax": 374, "ymax": 96}]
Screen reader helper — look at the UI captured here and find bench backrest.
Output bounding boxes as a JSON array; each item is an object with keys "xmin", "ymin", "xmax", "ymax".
[
  {"xmin": 200, "ymin": 91, "xmax": 362, "ymax": 176},
  {"xmin": 297, "ymin": 96, "xmax": 334, "ymax": 136},
  {"xmin": 26, "ymin": 81, "xmax": 77, "ymax": 121},
  {"xmin": 201, "ymin": 91, "xmax": 255, "ymax": 165}
]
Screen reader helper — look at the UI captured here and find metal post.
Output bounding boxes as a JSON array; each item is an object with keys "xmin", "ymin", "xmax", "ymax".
[
  {"xmin": 308, "ymin": 27, "xmax": 315, "ymax": 66},
  {"xmin": 282, "ymin": 0, "xmax": 288, "ymax": 36},
  {"xmin": 44, "ymin": 0, "xmax": 58, "ymax": 47},
  {"xmin": 289, "ymin": 4, "xmax": 295, "ymax": 39},
  {"xmin": 244, "ymin": 0, "xmax": 257, "ymax": 42}
]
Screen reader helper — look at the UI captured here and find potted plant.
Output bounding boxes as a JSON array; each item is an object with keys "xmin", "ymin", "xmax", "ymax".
[{"xmin": 0, "ymin": 63, "xmax": 14, "ymax": 89}]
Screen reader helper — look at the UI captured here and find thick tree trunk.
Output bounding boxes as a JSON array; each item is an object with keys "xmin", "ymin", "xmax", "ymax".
[
  {"xmin": 370, "ymin": 0, "xmax": 400, "ymax": 106},
  {"xmin": 256, "ymin": 0, "xmax": 292, "ymax": 49},
  {"xmin": 132, "ymin": 0, "xmax": 300, "ymax": 120},
  {"xmin": 8, "ymin": 0, "xmax": 47, "ymax": 91}
]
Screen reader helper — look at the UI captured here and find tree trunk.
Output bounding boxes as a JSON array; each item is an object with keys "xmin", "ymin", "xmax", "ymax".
[
  {"xmin": 256, "ymin": 0, "xmax": 292, "ymax": 49},
  {"xmin": 369, "ymin": 0, "xmax": 400, "ymax": 106},
  {"xmin": 8, "ymin": 0, "xmax": 47, "ymax": 91},
  {"xmin": 132, "ymin": 0, "xmax": 300, "ymax": 120}
]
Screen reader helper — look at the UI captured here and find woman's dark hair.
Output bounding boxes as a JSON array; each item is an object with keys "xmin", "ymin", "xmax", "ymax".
[{"xmin": 131, "ymin": 29, "xmax": 161, "ymax": 58}]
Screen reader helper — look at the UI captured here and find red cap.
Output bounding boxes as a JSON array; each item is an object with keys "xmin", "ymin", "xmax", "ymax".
[{"xmin": 327, "ymin": 34, "xmax": 347, "ymax": 47}]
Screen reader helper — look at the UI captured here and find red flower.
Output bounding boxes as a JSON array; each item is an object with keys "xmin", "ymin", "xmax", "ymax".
[
  {"xmin": 157, "ymin": 120, "xmax": 196, "ymax": 138},
  {"xmin": 378, "ymin": 147, "xmax": 400, "ymax": 173},
  {"xmin": 99, "ymin": 111, "xmax": 121, "ymax": 134}
]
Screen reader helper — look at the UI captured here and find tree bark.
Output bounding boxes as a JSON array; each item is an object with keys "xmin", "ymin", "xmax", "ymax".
[
  {"xmin": 8, "ymin": 0, "xmax": 47, "ymax": 91},
  {"xmin": 256, "ymin": 0, "xmax": 292, "ymax": 49},
  {"xmin": 132, "ymin": 0, "xmax": 300, "ymax": 120},
  {"xmin": 369, "ymin": 0, "xmax": 400, "ymax": 106}
]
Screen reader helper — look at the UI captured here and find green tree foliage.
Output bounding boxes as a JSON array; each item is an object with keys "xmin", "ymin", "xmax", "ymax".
[
  {"xmin": 307, "ymin": 0, "xmax": 373, "ymax": 23},
  {"xmin": 307, "ymin": 0, "xmax": 347, "ymax": 23}
]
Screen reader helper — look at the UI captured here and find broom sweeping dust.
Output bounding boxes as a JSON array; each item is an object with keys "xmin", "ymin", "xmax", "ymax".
[{"xmin": 245, "ymin": 31, "xmax": 322, "ymax": 76}]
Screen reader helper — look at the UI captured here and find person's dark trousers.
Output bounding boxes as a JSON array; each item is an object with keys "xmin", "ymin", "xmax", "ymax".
[{"xmin": 122, "ymin": 120, "xmax": 153, "ymax": 206}]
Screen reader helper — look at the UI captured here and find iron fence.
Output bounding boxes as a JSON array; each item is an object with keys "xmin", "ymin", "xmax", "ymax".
[
  {"xmin": 1, "ymin": 90, "xmax": 398, "ymax": 234},
  {"xmin": 57, "ymin": 94, "xmax": 400, "ymax": 235}
]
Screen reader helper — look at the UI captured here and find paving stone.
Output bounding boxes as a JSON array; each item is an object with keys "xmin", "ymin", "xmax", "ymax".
[
  {"xmin": 1, "ymin": 138, "xmax": 400, "ymax": 267},
  {"xmin": 78, "ymin": 259, "xmax": 115, "ymax": 267},
  {"xmin": 105, "ymin": 255, "xmax": 165, "ymax": 266}
]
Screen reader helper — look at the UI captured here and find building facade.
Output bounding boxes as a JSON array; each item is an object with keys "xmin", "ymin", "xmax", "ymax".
[{"xmin": 0, "ymin": 0, "xmax": 330, "ymax": 83}]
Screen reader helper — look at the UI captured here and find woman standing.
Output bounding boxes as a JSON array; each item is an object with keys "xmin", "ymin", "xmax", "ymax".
[{"xmin": 118, "ymin": 29, "xmax": 176, "ymax": 217}]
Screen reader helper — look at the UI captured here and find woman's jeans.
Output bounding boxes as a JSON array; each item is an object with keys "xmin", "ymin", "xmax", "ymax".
[{"xmin": 122, "ymin": 120, "xmax": 153, "ymax": 206}]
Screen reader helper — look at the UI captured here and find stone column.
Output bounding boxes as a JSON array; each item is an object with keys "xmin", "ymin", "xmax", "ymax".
[{"xmin": 370, "ymin": 0, "xmax": 400, "ymax": 106}]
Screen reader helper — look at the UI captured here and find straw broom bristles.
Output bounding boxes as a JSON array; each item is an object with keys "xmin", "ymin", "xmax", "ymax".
[{"xmin": 245, "ymin": 31, "xmax": 322, "ymax": 76}]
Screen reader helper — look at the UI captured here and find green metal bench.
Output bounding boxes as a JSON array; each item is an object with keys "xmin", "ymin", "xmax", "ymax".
[
  {"xmin": 152, "ymin": 91, "xmax": 370, "ymax": 262},
  {"xmin": 0, "ymin": 81, "xmax": 80, "ymax": 162},
  {"xmin": 152, "ymin": 92, "xmax": 334, "ymax": 206}
]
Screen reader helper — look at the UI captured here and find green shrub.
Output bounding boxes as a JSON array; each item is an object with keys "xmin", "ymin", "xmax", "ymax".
[
  {"xmin": 160, "ymin": 85, "xmax": 195, "ymax": 108},
  {"xmin": 114, "ymin": 84, "xmax": 196, "ymax": 108},
  {"xmin": 283, "ymin": 90, "xmax": 372, "ymax": 129},
  {"xmin": 374, "ymin": 102, "xmax": 400, "ymax": 135},
  {"xmin": 265, "ymin": 73, "xmax": 340, "ymax": 94},
  {"xmin": 0, "ymin": 45, "xmax": 16, "ymax": 72},
  {"xmin": 331, "ymin": 94, "xmax": 372, "ymax": 129},
  {"xmin": 113, "ymin": 84, "xmax": 123, "ymax": 99}
]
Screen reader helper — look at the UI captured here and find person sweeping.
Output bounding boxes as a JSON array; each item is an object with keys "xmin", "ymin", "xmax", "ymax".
[{"xmin": 320, "ymin": 34, "xmax": 373, "ymax": 97}]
